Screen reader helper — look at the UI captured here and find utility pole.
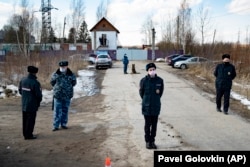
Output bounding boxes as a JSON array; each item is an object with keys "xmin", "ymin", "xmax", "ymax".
[
  {"xmin": 62, "ymin": 17, "xmax": 66, "ymax": 45},
  {"xmin": 152, "ymin": 28, "xmax": 156, "ymax": 61},
  {"xmin": 28, "ymin": 21, "xmax": 30, "ymax": 58}
]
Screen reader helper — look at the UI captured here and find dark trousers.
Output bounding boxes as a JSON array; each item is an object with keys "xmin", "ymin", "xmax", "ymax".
[
  {"xmin": 22, "ymin": 111, "xmax": 37, "ymax": 138},
  {"xmin": 144, "ymin": 115, "xmax": 158, "ymax": 143},
  {"xmin": 123, "ymin": 64, "xmax": 128, "ymax": 73},
  {"xmin": 216, "ymin": 88, "xmax": 231, "ymax": 112}
]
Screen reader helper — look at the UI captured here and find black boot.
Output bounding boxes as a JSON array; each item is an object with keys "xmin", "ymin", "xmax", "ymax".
[
  {"xmin": 216, "ymin": 108, "xmax": 222, "ymax": 112},
  {"xmin": 146, "ymin": 142, "xmax": 152, "ymax": 149},
  {"xmin": 151, "ymin": 142, "xmax": 157, "ymax": 149}
]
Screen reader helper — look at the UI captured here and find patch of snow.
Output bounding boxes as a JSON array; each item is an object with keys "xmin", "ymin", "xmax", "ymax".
[{"xmin": 0, "ymin": 69, "xmax": 98, "ymax": 104}]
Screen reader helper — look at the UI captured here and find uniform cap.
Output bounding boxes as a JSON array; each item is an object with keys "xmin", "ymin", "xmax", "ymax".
[
  {"xmin": 27, "ymin": 66, "xmax": 38, "ymax": 73},
  {"xmin": 222, "ymin": 54, "xmax": 230, "ymax": 59},
  {"xmin": 59, "ymin": 61, "xmax": 68, "ymax": 66},
  {"xmin": 146, "ymin": 63, "xmax": 156, "ymax": 71}
]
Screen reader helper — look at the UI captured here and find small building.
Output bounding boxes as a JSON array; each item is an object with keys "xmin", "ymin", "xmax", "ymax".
[{"xmin": 90, "ymin": 17, "xmax": 120, "ymax": 59}]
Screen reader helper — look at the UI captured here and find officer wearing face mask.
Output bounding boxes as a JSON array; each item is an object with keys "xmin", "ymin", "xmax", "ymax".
[
  {"xmin": 214, "ymin": 54, "xmax": 236, "ymax": 115},
  {"xmin": 50, "ymin": 61, "xmax": 77, "ymax": 131},
  {"xmin": 139, "ymin": 63, "xmax": 164, "ymax": 149}
]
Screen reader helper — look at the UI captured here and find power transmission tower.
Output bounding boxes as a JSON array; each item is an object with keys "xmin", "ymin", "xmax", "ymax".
[{"xmin": 40, "ymin": 0, "xmax": 58, "ymax": 50}]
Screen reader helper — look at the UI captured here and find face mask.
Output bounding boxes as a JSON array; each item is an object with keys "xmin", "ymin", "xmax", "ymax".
[
  {"xmin": 148, "ymin": 70, "xmax": 156, "ymax": 77},
  {"xmin": 60, "ymin": 67, "xmax": 66, "ymax": 72},
  {"xmin": 224, "ymin": 62, "xmax": 230, "ymax": 65}
]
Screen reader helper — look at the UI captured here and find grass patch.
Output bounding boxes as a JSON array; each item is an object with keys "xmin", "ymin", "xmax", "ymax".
[{"xmin": 1, "ymin": 52, "xmax": 89, "ymax": 90}]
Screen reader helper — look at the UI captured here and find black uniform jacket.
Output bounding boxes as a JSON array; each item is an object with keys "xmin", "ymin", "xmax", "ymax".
[
  {"xmin": 19, "ymin": 74, "xmax": 42, "ymax": 112},
  {"xmin": 214, "ymin": 63, "xmax": 236, "ymax": 90},
  {"xmin": 139, "ymin": 74, "xmax": 164, "ymax": 116}
]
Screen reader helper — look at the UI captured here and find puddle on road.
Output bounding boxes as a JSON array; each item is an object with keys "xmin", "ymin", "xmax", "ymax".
[
  {"xmin": 74, "ymin": 69, "xmax": 100, "ymax": 98},
  {"xmin": 40, "ymin": 68, "xmax": 99, "ymax": 104}
]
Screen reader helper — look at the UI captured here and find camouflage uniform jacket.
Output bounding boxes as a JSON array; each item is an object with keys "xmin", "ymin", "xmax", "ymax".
[{"xmin": 50, "ymin": 68, "xmax": 77, "ymax": 100}]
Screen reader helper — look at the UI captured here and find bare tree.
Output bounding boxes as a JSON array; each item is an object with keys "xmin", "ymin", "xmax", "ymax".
[
  {"xmin": 159, "ymin": 14, "xmax": 177, "ymax": 53},
  {"xmin": 71, "ymin": 0, "xmax": 85, "ymax": 45},
  {"xmin": 160, "ymin": 15, "xmax": 173, "ymax": 43},
  {"xmin": 10, "ymin": 0, "xmax": 33, "ymax": 58},
  {"xmin": 32, "ymin": 15, "xmax": 41, "ymax": 43},
  {"xmin": 177, "ymin": 0, "xmax": 192, "ymax": 54},
  {"xmin": 96, "ymin": 0, "xmax": 110, "ymax": 21},
  {"xmin": 56, "ymin": 21, "xmax": 63, "ymax": 42},
  {"xmin": 196, "ymin": 4, "xmax": 212, "ymax": 54},
  {"xmin": 175, "ymin": 15, "xmax": 181, "ymax": 51},
  {"xmin": 141, "ymin": 15, "xmax": 156, "ymax": 45}
]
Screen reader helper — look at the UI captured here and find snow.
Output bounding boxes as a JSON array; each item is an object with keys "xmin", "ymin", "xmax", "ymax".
[
  {"xmin": 231, "ymin": 91, "xmax": 250, "ymax": 110},
  {"xmin": 155, "ymin": 58, "xmax": 165, "ymax": 62},
  {"xmin": 0, "ymin": 69, "xmax": 98, "ymax": 104}
]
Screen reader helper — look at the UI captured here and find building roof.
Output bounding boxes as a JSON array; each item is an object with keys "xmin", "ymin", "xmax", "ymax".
[{"xmin": 90, "ymin": 17, "xmax": 120, "ymax": 33}]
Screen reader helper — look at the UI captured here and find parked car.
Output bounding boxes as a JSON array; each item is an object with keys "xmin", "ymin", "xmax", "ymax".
[
  {"xmin": 165, "ymin": 54, "xmax": 180, "ymax": 65},
  {"xmin": 88, "ymin": 53, "xmax": 97, "ymax": 64},
  {"xmin": 174, "ymin": 57, "xmax": 209, "ymax": 69},
  {"xmin": 95, "ymin": 53, "xmax": 113, "ymax": 69},
  {"xmin": 170, "ymin": 54, "xmax": 194, "ymax": 67}
]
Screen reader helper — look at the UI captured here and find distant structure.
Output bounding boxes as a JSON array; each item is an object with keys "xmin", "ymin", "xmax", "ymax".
[{"xmin": 40, "ymin": 0, "xmax": 58, "ymax": 48}]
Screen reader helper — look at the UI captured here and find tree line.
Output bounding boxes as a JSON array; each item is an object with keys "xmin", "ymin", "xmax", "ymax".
[
  {"xmin": 0, "ymin": 0, "xmax": 109, "ymax": 57},
  {"xmin": 1, "ymin": 0, "xmax": 250, "ymax": 67}
]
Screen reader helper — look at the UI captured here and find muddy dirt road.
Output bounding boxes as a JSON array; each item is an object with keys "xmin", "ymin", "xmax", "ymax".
[{"xmin": 1, "ymin": 61, "xmax": 250, "ymax": 167}]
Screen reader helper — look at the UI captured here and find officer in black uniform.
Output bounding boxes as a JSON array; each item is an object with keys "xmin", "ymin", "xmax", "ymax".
[
  {"xmin": 139, "ymin": 63, "xmax": 164, "ymax": 149},
  {"xmin": 19, "ymin": 66, "xmax": 42, "ymax": 140},
  {"xmin": 214, "ymin": 54, "xmax": 236, "ymax": 115}
]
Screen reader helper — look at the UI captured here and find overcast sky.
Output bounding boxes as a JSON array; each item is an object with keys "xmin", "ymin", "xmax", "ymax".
[{"xmin": 0, "ymin": 0, "xmax": 250, "ymax": 46}]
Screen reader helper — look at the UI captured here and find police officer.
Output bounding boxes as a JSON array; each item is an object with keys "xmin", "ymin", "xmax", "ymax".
[
  {"xmin": 214, "ymin": 54, "xmax": 236, "ymax": 115},
  {"xmin": 139, "ymin": 63, "xmax": 164, "ymax": 149},
  {"xmin": 19, "ymin": 66, "xmax": 42, "ymax": 140},
  {"xmin": 122, "ymin": 54, "xmax": 129, "ymax": 74},
  {"xmin": 50, "ymin": 61, "xmax": 77, "ymax": 131}
]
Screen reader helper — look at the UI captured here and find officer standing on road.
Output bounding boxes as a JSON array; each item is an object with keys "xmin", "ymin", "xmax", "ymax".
[
  {"xmin": 214, "ymin": 54, "xmax": 236, "ymax": 115},
  {"xmin": 139, "ymin": 63, "xmax": 164, "ymax": 149},
  {"xmin": 50, "ymin": 61, "xmax": 77, "ymax": 131},
  {"xmin": 122, "ymin": 54, "xmax": 129, "ymax": 74},
  {"xmin": 19, "ymin": 66, "xmax": 42, "ymax": 140}
]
